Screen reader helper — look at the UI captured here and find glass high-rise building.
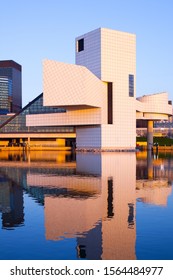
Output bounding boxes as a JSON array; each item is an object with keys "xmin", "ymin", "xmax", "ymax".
[{"xmin": 0, "ymin": 60, "xmax": 22, "ymax": 114}]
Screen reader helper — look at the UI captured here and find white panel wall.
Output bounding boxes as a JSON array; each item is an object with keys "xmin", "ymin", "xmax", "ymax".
[
  {"xmin": 76, "ymin": 126, "xmax": 101, "ymax": 148},
  {"xmin": 26, "ymin": 108, "xmax": 102, "ymax": 126},
  {"xmin": 136, "ymin": 93, "xmax": 172, "ymax": 121},
  {"xmin": 101, "ymin": 29, "xmax": 136, "ymax": 149},
  {"xmin": 76, "ymin": 28, "xmax": 136, "ymax": 149},
  {"xmin": 137, "ymin": 92, "xmax": 172, "ymax": 115},
  {"xmin": 76, "ymin": 28, "xmax": 101, "ymax": 79},
  {"xmin": 143, "ymin": 113, "xmax": 169, "ymax": 120},
  {"xmin": 43, "ymin": 60, "xmax": 106, "ymax": 108}
]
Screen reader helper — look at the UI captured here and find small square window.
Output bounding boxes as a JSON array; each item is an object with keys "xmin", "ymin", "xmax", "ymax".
[{"xmin": 77, "ymin": 38, "xmax": 84, "ymax": 52}]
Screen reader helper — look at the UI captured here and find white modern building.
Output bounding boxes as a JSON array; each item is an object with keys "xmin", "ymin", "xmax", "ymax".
[{"xmin": 26, "ymin": 28, "xmax": 172, "ymax": 151}]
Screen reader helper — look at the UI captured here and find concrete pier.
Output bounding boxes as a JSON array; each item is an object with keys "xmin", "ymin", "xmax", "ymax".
[{"xmin": 147, "ymin": 120, "xmax": 153, "ymax": 150}]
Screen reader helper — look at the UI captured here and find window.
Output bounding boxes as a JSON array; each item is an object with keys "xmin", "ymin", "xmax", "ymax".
[
  {"xmin": 129, "ymin": 74, "xmax": 134, "ymax": 97},
  {"xmin": 128, "ymin": 203, "xmax": 134, "ymax": 228},
  {"xmin": 107, "ymin": 82, "xmax": 113, "ymax": 124},
  {"xmin": 107, "ymin": 178, "xmax": 114, "ymax": 218},
  {"xmin": 77, "ymin": 38, "xmax": 84, "ymax": 52},
  {"xmin": 77, "ymin": 245, "xmax": 86, "ymax": 259}
]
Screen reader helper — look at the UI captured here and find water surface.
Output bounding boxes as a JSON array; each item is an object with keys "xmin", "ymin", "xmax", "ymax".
[{"xmin": 0, "ymin": 150, "xmax": 173, "ymax": 260}]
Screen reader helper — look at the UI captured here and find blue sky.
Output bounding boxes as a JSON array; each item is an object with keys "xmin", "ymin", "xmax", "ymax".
[{"xmin": 1, "ymin": 0, "xmax": 173, "ymax": 106}]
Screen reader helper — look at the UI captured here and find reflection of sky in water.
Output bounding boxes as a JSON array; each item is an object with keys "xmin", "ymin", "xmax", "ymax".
[
  {"xmin": 0, "ymin": 194, "xmax": 77, "ymax": 260},
  {"xmin": 0, "ymin": 151, "xmax": 173, "ymax": 260},
  {"xmin": 136, "ymin": 191, "xmax": 173, "ymax": 260}
]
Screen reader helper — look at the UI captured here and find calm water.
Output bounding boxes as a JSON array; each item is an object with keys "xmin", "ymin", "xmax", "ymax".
[{"xmin": 0, "ymin": 150, "xmax": 173, "ymax": 260}]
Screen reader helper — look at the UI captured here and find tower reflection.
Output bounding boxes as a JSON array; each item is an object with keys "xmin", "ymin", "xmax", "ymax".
[{"xmin": 43, "ymin": 152, "xmax": 136, "ymax": 260}]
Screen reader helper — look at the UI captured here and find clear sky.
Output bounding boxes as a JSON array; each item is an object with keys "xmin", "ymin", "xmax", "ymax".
[{"xmin": 1, "ymin": 0, "xmax": 173, "ymax": 106}]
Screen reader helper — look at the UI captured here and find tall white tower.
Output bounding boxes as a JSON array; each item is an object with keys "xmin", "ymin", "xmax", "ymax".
[{"xmin": 76, "ymin": 28, "xmax": 136, "ymax": 149}]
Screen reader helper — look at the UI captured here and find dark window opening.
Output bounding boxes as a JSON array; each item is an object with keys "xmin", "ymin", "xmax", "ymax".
[
  {"xmin": 128, "ymin": 203, "xmax": 134, "ymax": 228},
  {"xmin": 129, "ymin": 74, "xmax": 134, "ymax": 97},
  {"xmin": 107, "ymin": 82, "xmax": 113, "ymax": 124},
  {"xmin": 107, "ymin": 178, "xmax": 114, "ymax": 218},
  {"xmin": 77, "ymin": 245, "xmax": 86, "ymax": 259},
  {"xmin": 77, "ymin": 38, "xmax": 84, "ymax": 52}
]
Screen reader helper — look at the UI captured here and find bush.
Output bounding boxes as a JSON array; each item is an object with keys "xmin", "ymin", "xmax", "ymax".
[{"xmin": 136, "ymin": 137, "xmax": 173, "ymax": 146}]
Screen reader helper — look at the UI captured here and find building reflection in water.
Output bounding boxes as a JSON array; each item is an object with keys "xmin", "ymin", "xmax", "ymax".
[
  {"xmin": 27, "ymin": 152, "xmax": 136, "ymax": 260},
  {"xmin": 0, "ymin": 176, "xmax": 24, "ymax": 229},
  {"xmin": 0, "ymin": 150, "xmax": 172, "ymax": 259},
  {"xmin": 136, "ymin": 151, "xmax": 172, "ymax": 206}
]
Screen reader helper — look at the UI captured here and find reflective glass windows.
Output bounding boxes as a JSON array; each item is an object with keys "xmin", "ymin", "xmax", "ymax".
[
  {"xmin": 0, "ymin": 93, "xmax": 75, "ymax": 133},
  {"xmin": 0, "ymin": 77, "xmax": 12, "ymax": 114},
  {"xmin": 129, "ymin": 74, "xmax": 134, "ymax": 97}
]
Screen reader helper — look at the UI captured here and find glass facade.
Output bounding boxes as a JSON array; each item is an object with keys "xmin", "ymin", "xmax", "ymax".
[
  {"xmin": 0, "ymin": 115, "xmax": 12, "ymax": 126},
  {"xmin": 129, "ymin": 74, "xmax": 134, "ymax": 97},
  {"xmin": 0, "ymin": 77, "xmax": 12, "ymax": 114},
  {"xmin": 0, "ymin": 60, "xmax": 22, "ymax": 113},
  {"xmin": 0, "ymin": 93, "xmax": 75, "ymax": 133}
]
